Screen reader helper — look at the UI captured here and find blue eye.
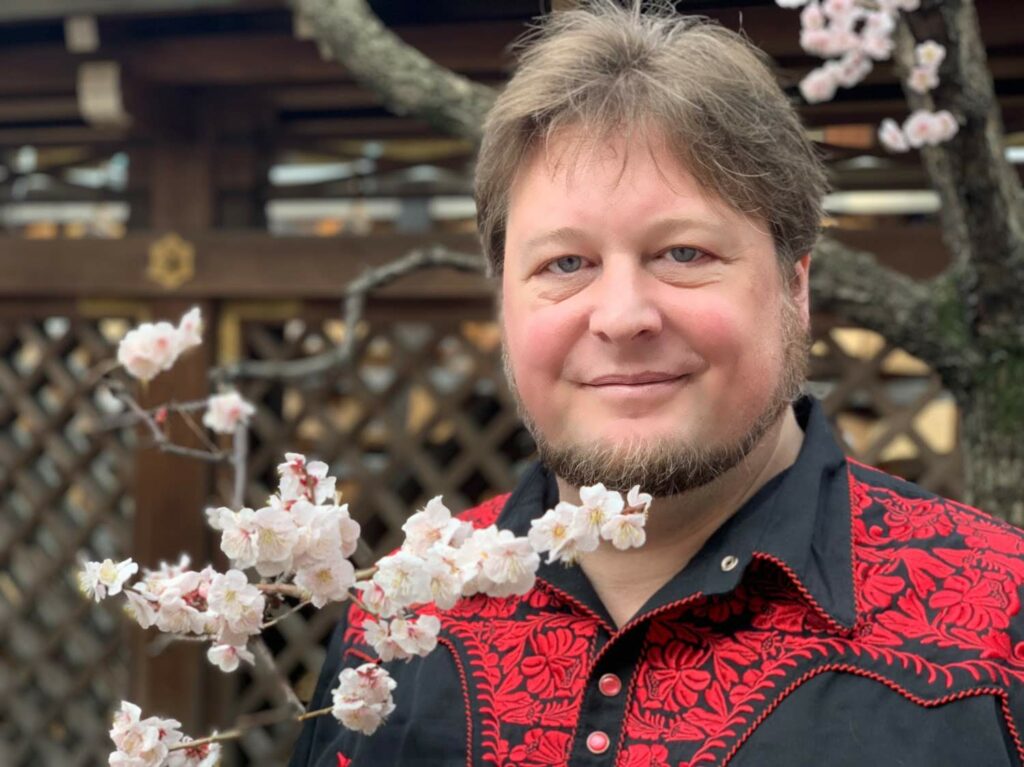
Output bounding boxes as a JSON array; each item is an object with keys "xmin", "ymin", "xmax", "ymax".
[
  {"xmin": 666, "ymin": 246, "xmax": 703, "ymax": 263},
  {"xmin": 548, "ymin": 255, "xmax": 583, "ymax": 274}
]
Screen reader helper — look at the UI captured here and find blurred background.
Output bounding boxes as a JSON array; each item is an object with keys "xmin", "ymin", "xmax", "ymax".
[{"xmin": 0, "ymin": 0, "xmax": 1021, "ymax": 764}]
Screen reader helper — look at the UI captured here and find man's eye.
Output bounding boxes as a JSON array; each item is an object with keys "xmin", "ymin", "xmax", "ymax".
[
  {"xmin": 546, "ymin": 256, "xmax": 584, "ymax": 274},
  {"xmin": 664, "ymin": 246, "xmax": 705, "ymax": 264}
]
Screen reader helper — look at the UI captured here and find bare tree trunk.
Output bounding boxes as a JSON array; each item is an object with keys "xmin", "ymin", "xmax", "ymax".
[{"xmin": 959, "ymin": 362, "xmax": 1024, "ymax": 524}]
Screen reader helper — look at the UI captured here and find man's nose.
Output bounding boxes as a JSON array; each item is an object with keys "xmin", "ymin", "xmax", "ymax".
[{"xmin": 587, "ymin": 260, "xmax": 663, "ymax": 342}]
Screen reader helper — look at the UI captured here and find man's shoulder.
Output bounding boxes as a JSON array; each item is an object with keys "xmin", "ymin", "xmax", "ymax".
[
  {"xmin": 847, "ymin": 457, "xmax": 1024, "ymax": 554},
  {"xmin": 847, "ymin": 458, "xmax": 1024, "ymax": 633},
  {"xmin": 455, "ymin": 492, "xmax": 512, "ymax": 530}
]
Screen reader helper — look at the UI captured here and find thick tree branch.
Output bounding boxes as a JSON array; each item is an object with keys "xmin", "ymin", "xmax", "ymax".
[
  {"xmin": 899, "ymin": 0, "xmax": 1024, "ymax": 347},
  {"xmin": 292, "ymin": 0, "xmax": 496, "ymax": 142},
  {"xmin": 810, "ymin": 236, "xmax": 976, "ymax": 387}
]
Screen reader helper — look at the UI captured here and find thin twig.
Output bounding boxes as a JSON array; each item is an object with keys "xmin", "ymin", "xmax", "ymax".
[
  {"xmin": 251, "ymin": 639, "xmax": 305, "ymax": 714},
  {"xmin": 211, "ymin": 246, "xmax": 487, "ymax": 384},
  {"xmin": 261, "ymin": 599, "xmax": 312, "ymax": 630},
  {"xmin": 166, "ymin": 705, "xmax": 336, "ymax": 752}
]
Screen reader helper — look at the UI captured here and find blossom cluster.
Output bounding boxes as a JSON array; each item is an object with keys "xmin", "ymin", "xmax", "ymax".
[
  {"xmin": 117, "ymin": 307, "xmax": 202, "ymax": 382},
  {"xmin": 529, "ymin": 484, "xmax": 652, "ymax": 564},
  {"xmin": 208, "ymin": 453, "xmax": 360, "ymax": 606},
  {"xmin": 110, "ymin": 701, "xmax": 218, "ymax": 767},
  {"xmin": 776, "ymin": 0, "xmax": 959, "ymax": 151},
  {"xmin": 86, "ymin": 449, "xmax": 650, "ymax": 757},
  {"xmin": 878, "ymin": 108, "xmax": 958, "ymax": 152}
]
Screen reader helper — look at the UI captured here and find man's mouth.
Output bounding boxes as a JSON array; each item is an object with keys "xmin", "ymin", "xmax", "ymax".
[{"xmin": 585, "ymin": 372, "xmax": 688, "ymax": 387}]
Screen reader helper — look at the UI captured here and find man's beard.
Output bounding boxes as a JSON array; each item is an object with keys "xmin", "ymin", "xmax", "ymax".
[{"xmin": 502, "ymin": 298, "xmax": 810, "ymax": 497}]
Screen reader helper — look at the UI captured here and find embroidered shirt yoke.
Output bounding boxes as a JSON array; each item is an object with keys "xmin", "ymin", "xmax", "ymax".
[{"xmin": 289, "ymin": 396, "xmax": 1024, "ymax": 767}]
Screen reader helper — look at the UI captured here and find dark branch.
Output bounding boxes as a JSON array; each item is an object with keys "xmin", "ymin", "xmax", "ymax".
[
  {"xmin": 292, "ymin": 0, "xmax": 497, "ymax": 142},
  {"xmin": 810, "ymin": 236, "xmax": 976, "ymax": 386},
  {"xmin": 211, "ymin": 246, "xmax": 487, "ymax": 384}
]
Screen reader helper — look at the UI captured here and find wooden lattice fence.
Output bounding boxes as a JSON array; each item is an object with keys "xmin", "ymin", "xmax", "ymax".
[{"xmin": 0, "ymin": 297, "xmax": 962, "ymax": 766}]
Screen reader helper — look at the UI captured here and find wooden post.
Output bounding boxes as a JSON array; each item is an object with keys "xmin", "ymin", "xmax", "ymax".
[{"xmin": 128, "ymin": 92, "xmax": 215, "ymax": 733}]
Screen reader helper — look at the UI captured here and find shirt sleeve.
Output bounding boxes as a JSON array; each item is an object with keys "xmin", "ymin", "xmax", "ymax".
[{"xmin": 287, "ymin": 606, "xmax": 351, "ymax": 767}]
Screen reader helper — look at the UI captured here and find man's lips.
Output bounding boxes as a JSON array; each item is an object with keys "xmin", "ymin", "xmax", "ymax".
[{"xmin": 584, "ymin": 372, "xmax": 688, "ymax": 386}]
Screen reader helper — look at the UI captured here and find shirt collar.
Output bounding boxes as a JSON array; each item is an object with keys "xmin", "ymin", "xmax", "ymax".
[{"xmin": 495, "ymin": 395, "xmax": 856, "ymax": 633}]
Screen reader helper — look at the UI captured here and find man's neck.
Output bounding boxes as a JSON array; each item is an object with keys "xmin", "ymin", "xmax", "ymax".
[{"xmin": 559, "ymin": 406, "xmax": 806, "ymax": 628}]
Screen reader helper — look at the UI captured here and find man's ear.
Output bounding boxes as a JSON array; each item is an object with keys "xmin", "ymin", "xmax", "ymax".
[{"xmin": 790, "ymin": 253, "xmax": 812, "ymax": 326}]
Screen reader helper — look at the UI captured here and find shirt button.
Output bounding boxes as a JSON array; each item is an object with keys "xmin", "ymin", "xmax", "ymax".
[
  {"xmin": 586, "ymin": 731, "xmax": 610, "ymax": 755},
  {"xmin": 598, "ymin": 673, "xmax": 622, "ymax": 697},
  {"xmin": 721, "ymin": 554, "xmax": 739, "ymax": 572}
]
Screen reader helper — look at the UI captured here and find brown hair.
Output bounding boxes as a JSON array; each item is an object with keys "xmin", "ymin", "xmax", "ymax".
[{"xmin": 474, "ymin": 0, "xmax": 828, "ymax": 278}]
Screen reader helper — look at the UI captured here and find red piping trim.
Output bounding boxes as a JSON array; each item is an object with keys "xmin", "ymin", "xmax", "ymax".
[
  {"xmin": 717, "ymin": 663, "xmax": 1024, "ymax": 766},
  {"xmin": 437, "ymin": 636, "xmax": 474, "ymax": 767},
  {"xmin": 846, "ymin": 463, "xmax": 863, "ymax": 623},
  {"xmin": 751, "ymin": 552, "xmax": 855, "ymax": 636}
]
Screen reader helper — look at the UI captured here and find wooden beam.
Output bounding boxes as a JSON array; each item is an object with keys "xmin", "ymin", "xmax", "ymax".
[
  {"xmin": 0, "ymin": 0, "xmax": 282, "ymax": 22},
  {"xmin": 0, "ymin": 225, "xmax": 957, "ymax": 299},
  {"xmin": 0, "ymin": 231, "xmax": 490, "ymax": 299}
]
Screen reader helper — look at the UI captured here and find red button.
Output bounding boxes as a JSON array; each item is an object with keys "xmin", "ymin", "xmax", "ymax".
[
  {"xmin": 586, "ymin": 731, "xmax": 610, "ymax": 755},
  {"xmin": 598, "ymin": 673, "xmax": 622, "ymax": 697}
]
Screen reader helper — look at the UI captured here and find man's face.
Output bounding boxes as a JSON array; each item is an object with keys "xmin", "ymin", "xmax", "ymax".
[{"xmin": 500, "ymin": 129, "xmax": 811, "ymax": 495}]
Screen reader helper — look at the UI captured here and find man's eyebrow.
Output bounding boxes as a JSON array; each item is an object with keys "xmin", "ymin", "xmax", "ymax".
[
  {"xmin": 521, "ymin": 217, "xmax": 725, "ymax": 254},
  {"xmin": 521, "ymin": 226, "xmax": 589, "ymax": 255}
]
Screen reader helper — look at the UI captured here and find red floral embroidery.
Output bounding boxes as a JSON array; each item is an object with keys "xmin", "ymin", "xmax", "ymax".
[
  {"xmin": 507, "ymin": 728, "xmax": 572, "ymax": 766},
  {"xmin": 336, "ymin": 754, "xmax": 351, "ymax": 767},
  {"xmin": 339, "ymin": 466, "xmax": 1024, "ymax": 767},
  {"xmin": 618, "ymin": 742, "xmax": 671, "ymax": 767}
]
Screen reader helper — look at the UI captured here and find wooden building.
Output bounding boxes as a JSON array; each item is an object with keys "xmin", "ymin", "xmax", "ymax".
[{"xmin": 0, "ymin": 1, "xmax": 1021, "ymax": 764}]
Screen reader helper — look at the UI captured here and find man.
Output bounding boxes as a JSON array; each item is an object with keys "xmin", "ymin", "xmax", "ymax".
[{"xmin": 291, "ymin": 3, "xmax": 1024, "ymax": 765}]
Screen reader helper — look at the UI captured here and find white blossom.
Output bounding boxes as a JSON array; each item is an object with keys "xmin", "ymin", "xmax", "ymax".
[
  {"xmin": 331, "ymin": 664, "xmax": 397, "ymax": 735},
  {"xmin": 251, "ymin": 507, "xmax": 300, "ymax": 576},
  {"xmin": 798, "ymin": 65, "xmax": 839, "ymax": 104},
  {"xmin": 354, "ymin": 580, "xmax": 399, "ymax": 619},
  {"xmin": 626, "ymin": 486, "xmax": 653, "ymax": 515},
  {"xmin": 421, "ymin": 545, "xmax": 463, "ymax": 610},
  {"xmin": 116, "ymin": 307, "xmax": 202, "ymax": 383},
  {"xmin": 175, "ymin": 307, "xmax": 203, "ymax": 353},
  {"xmin": 391, "ymin": 614, "xmax": 441, "ymax": 658},
  {"xmin": 571, "ymin": 484, "xmax": 625, "ymax": 553},
  {"xmin": 207, "ymin": 569, "xmax": 265, "ymax": 636},
  {"xmin": 601, "ymin": 513, "xmax": 647, "ymax": 551},
  {"xmin": 373, "ymin": 550, "xmax": 430, "ymax": 608},
  {"xmin": 78, "ymin": 558, "xmax": 138, "ymax": 603},
  {"xmin": 401, "ymin": 496, "xmax": 470, "ymax": 555},
  {"xmin": 207, "ymin": 643, "xmax": 254, "ymax": 673},
  {"xmin": 202, "ymin": 391, "xmax": 255, "ymax": 434},
  {"xmin": 479, "ymin": 530, "xmax": 540, "ymax": 598},
  {"xmin": 529, "ymin": 503, "xmax": 580, "ymax": 564},
  {"xmin": 916, "ymin": 41, "xmax": 946, "ymax": 69},
  {"xmin": 277, "ymin": 452, "xmax": 336, "ymax": 504},
  {"xmin": 878, "ymin": 118, "xmax": 910, "ymax": 153},
  {"xmin": 907, "ymin": 65, "xmax": 939, "ymax": 94},
  {"xmin": 109, "ymin": 701, "xmax": 182, "ymax": 767},
  {"xmin": 860, "ymin": 32, "xmax": 894, "ymax": 61},
  {"xmin": 117, "ymin": 321, "xmax": 180, "ymax": 382},
  {"xmin": 294, "ymin": 555, "xmax": 356, "ymax": 608},
  {"xmin": 123, "ymin": 589, "xmax": 159, "ymax": 629},
  {"xmin": 219, "ymin": 508, "xmax": 260, "ymax": 569}
]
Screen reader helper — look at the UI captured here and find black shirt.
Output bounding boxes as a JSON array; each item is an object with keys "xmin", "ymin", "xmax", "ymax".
[{"xmin": 290, "ymin": 396, "xmax": 1024, "ymax": 766}]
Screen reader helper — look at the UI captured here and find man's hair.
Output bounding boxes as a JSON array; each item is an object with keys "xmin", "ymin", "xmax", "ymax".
[{"xmin": 474, "ymin": 0, "xmax": 828, "ymax": 277}]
